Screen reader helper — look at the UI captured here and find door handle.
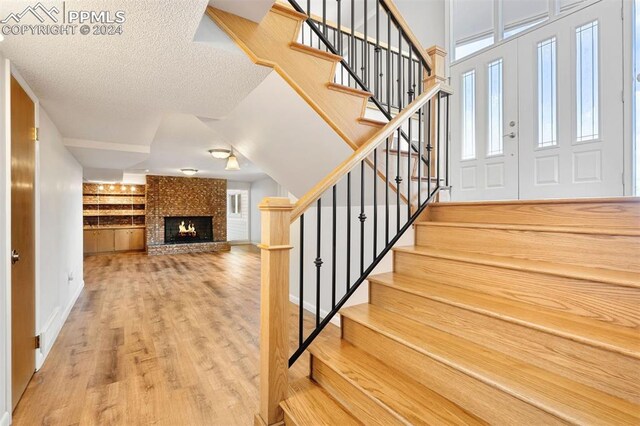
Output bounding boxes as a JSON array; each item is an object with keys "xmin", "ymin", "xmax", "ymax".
[
  {"xmin": 503, "ymin": 132, "xmax": 516, "ymax": 139},
  {"xmin": 11, "ymin": 250, "xmax": 20, "ymax": 265}
]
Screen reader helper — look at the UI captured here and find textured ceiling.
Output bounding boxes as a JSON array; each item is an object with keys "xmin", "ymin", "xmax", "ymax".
[{"xmin": 0, "ymin": 0, "xmax": 273, "ymax": 181}]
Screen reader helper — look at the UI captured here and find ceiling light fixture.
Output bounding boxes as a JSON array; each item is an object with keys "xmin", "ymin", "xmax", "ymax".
[
  {"xmin": 209, "ymin": 148, "xmax": 231, "ymax": 159},
  {"xmin": 98, "ymin": 185, "xmax": 105, "ymax": 191},
  {"xmin": 181, "ymin": 168, "xmax": 198, "ymax": 176},
  {"xmin": 225, "ymin": 153, "xmax": 240, "ymax": 171},
  {"xmin": 109, "ymin": 185, "xmax": 115, "ymax": 190}
]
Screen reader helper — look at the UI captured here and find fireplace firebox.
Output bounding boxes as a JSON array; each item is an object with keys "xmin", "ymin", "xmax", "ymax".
[{"xmin": 164, "ymin": 216, "xmax": 213, "ymax": 244}]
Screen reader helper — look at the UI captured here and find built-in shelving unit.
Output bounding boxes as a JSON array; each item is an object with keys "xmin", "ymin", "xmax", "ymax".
[{"xmin": 82, "ymin": 183, "xmax": 147, "ymax": 254}]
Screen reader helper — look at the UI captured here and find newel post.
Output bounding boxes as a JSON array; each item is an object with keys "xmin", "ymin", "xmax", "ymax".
[
  {"xmin": 256, "ymin": 197, "xmax": 294, "ymax": 426},
  {"xmin": 424, "ymin": 46, "xmax": 448, "ymax": 183}
]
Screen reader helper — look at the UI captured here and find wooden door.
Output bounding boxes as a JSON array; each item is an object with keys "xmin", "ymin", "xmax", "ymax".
[
  {"xmin": 129, "ymin": 229, "xmax": 145, "ymax": 251},
  {"xmin": 10, "ymin": 76, "xmax": 36, "ymax": 410},
  {"xmin": 83, "ymin": 230, "xmax": 97, "ymax": 254},
  {"xmin": 96, "ymin": 230, "xmax": 115, "ymax": 252},
  {"xmin": 114, "ymin": 229, "xmax": 129, "ymax": 251}
]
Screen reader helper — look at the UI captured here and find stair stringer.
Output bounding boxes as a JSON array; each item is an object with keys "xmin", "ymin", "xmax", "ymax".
[{"xmin": 206, "ymin": 4, "xmax": 383, "ymax": 150}]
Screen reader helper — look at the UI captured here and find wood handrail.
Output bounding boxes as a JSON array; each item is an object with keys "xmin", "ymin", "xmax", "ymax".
[
  {"xmin": 290, "ymin": 82, "xmax": 451, "ymax": 222},
  {"xmin": 380, "ymin": 0, "xmax": 433, "ymax": 71}
]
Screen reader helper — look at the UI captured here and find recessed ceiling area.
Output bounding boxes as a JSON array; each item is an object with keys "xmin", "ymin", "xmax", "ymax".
[
  {"xmin": 130, "ymin": 113, "xmax": 267, "ymax": 182},
  {"xmin": 0, "ymin": 0, "xmax": 274, "ymax": 182}
]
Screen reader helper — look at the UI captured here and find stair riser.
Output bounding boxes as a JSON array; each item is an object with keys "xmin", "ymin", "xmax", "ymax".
[
  {"xmin": 310, "ymin": 355, "xmax": 405, "ymax": 425},
  {"xmin": 340, "ymin": 317, "xmax": 567, "ymax": 425},
  {"xmin": 393, "ymin": 250, "xmax": 640, "ymax": 331},
  {"xmin": 422, "ymin": 200, "xmax": 640, "ymax": 228},
  {"xmin": 370, "ymin": 282, "xmax": 640, "ymax": 404},
  {"xmin": 415, "ymin": 225, "xmax": 640, "ymax": 273}
]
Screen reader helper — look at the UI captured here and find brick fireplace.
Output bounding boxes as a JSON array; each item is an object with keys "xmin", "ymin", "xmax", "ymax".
[{"xmin": 146, "ymin": 175, "xmax": 230, "ymax": 255}]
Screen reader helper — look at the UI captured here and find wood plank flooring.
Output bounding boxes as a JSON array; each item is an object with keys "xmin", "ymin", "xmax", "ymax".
[{"xmin": 13, "ymin": 246, "xmax": 334, "ymax": 426}]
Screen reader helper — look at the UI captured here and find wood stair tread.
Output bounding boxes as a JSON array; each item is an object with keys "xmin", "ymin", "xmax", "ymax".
[
  {"xmin": 340, "ymin": 304, "xmax": 640, "ymax": 425},
  {"xmin": 368, "ymin": 269, "xmax": 640, "ymax": 358},
  {"xmin": 394, "ymin": 245, "xmax": 640, "ymax": 289},
  {"xmin": 309, "ymin": 338, "xmax": 486, "ymax": 425},
  {"xmin": 281, "ymin": 378, "xmax": 361, "ymax": 425},
  {"xmin": 415, "ymin": 220, "xmax": 640, "ymax": 236},
  {"xmin": 431, "ymin": 196, "xmax": 640, "ymax": 207},
  {"xmin": 326, "ymin": 82, "xmax": 373, "ymax": 99},
  {"xmin": 357, "ymin": 117, "xmax": 386, "ymax": 127},
  {"xmin": 289, "ymin": 42, "xmax": 343, "ymax": 62}
]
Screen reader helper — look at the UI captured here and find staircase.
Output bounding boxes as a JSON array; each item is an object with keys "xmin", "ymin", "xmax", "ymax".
[
  {"xmin": 211, "ymin": 1, "xmax": 640, "ymax": 424},
  {"xmin": 282, "ymin": 198, "xmax": 640, "ymax": 425}
]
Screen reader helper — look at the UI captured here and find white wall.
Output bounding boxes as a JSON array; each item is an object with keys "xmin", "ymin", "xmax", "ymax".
[
  {"xmin": 0, "ymin": 53, "xmax": 11, "ymax": 426},
  {"xmin": 395, "ymin": 0, "xmax": 446, "ymax": 48},
  {"xmin": 35, "ymin": 108, "xmax": 84, "ymax": 369},
  {"xmin": 0, "ymin": 66, "xmax": 83, "ymax": 423},
  {"xmin": 250, "ymin": 176, "xmax": 284, "ymax": 243}
]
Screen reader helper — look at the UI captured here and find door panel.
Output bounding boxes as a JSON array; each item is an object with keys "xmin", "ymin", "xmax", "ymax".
[
  {"xmin": 517, "ymin": 0, "xmax": 623, "ymax": 198},
  {"xmin": 10, "ymin": 76, "xmax": 36, "ymax": 410},
  {"xmin": 451, "ymin": 43, "xmax": 519, "ymax": 200}
]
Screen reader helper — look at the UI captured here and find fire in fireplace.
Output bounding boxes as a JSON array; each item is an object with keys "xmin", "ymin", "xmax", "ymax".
[{"xmin": 164, "ymin": 216, "xmax": 213, "ymax": 244}]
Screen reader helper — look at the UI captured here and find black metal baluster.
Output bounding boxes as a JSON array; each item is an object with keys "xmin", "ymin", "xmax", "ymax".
[
  {"xmin": 407, "ymin": 114, "xmax": 412, "ymax": 219},
  {"xmin": 410, "ymin": 52, "xmax": 417, "ymax": 101},
  {"xmin": 386, "ymin": 13, "xmax": 391, "ymax": 113},
  {"xmin": 385, "ymin": 137, "xmax": 390, "ymax": 244},
  {"xmin": 437, "ymin": 93, "xmax": 441, "ymax": 189},
  {"xmin": 346, "ymin": 171, "xmax": 351, "ymax": 290},
  {"xmin": 315, "ymin": 198, "xmax": 322, "ymax": 327},
  {"xmin": 396, "ymin": 128, "xmax": 401, "ymax": 232},
  {"xmin": 397, "ymin": 28, "xmax": 402, "ymax": 110},
  {"xmin": 322, "ymin": 0, "xmax": 327, "ymax": 38},
  {"xmin": 359, "ymin": 161, "xmax": 366, "ymax": 274},
  {"xmin": 445, "ymin": 94, "xmax": 450, "ymax": 188},
  {"xmin": 363, "ymin": 0, "xmax": 368, "ymax": 87},
  {"xmin": 337, "ymin": 0, "xmax": 342, "ymax": 56},
  {"xmin": 332, "ymin": 185, "xmax": 337, "ymax": 308},
  {"xmin": 374, "ymin": 0, "xmax": 380, "ymax": 99},
  {"xmin": 352, "ymin": 0, "xmax": 357, "ymax": 86},
  {"xmin": 427, "ymin": 99, "xmax": 432, "ymax": 196},
  {"xmin": 299, "ymin": 213, "xmax": 304, "ymax": 346},
  {"xmin": 373, "ymin": 148, "xmax": 378, "ymax": 258},
  {"xmin": 418, "ymin": 105, "xmax": 422, "ymax": 207}
]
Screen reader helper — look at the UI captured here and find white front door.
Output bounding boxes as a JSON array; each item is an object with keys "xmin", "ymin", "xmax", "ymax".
[
  {"xmin": 450, "ymin": 0, "xmax": 624, "ymax": 201},
  {"xmin": 517, "ymin": 0, "xmax": 623, "ymax": 198},
  {"xmin": 450, "ymin": 42, "xmax": 520, "ymax": 201}
]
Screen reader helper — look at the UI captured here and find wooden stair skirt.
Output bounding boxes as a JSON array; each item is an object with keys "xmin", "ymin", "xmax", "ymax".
[
  {"xmin": 206, "ymin": 3, "xmax": 387, "ymax": 150},
  {"xmin": 283, "ymin": 197, "xmax": 640, "ymax": 425}
]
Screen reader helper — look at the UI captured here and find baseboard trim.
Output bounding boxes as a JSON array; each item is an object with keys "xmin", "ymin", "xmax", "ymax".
[
  {"xmin": 35, "ymin": 280, "xmax": 84, "ymax": 370},
  {"xmin": 0, "ymin": 411, "xmax": 10, "ymax": 426},
  {"xmin": 289, "ymin": 294, "xmax": 340, "ymax": 327}
]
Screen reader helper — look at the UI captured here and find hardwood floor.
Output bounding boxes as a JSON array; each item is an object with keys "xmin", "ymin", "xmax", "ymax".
[{"xmin": 13, "ymin": 246, "xmax": 334, "ymax": 425}]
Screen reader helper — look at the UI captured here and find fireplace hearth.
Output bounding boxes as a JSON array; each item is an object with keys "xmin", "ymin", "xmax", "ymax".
[{"xmin": 164, "ymin": 216, "xmax": 213, "ymax": 244}]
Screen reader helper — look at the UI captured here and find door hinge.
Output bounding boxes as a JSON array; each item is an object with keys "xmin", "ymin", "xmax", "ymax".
[
  {"xmin": 33, "ymin": 127, "xmax": 39, "ymax": 142},
  {"xmin": 34, "ymin": 335, "xmax": 41, "ymax": 349}
]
